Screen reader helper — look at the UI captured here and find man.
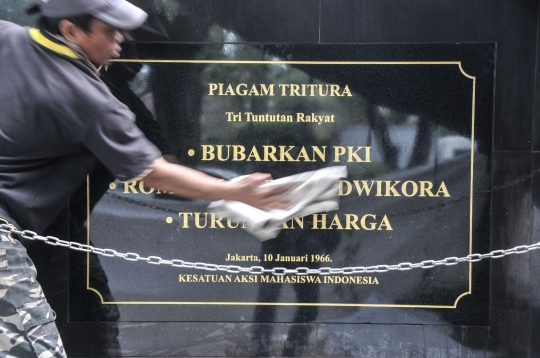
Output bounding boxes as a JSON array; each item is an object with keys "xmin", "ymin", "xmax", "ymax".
[{"xmin": 0, "ymin": 0, "xmax": 286, "ymax": 356}]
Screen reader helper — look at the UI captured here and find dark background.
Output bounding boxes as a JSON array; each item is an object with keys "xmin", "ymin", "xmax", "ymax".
[{"xmin": 1, "ymin": 0, "xmax": 539, "ymax": 356}]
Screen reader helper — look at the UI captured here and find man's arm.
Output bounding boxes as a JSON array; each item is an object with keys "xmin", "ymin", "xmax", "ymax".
[{"xmin": 142, "ymin": 157, "xmax": 288, "ymax": 210}]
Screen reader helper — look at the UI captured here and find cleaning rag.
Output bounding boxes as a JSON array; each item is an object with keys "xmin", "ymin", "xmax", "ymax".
[{"xmin": 207, "ymin": 166, "xmax": 347, "ymax": 241}]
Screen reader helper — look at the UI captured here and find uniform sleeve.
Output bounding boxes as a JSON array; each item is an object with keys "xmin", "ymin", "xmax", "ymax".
[{"xmin": 81, "ymin": 101, "xmax": 162, "ymax": 182}]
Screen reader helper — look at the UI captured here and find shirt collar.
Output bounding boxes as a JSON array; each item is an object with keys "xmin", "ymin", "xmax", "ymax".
[
  {"xmin": 29, "ymin": 28, "xmax": 101, "ymax": 75},
  {"xmin": 29, "ymin": 28, "xmax": 79, "ymax": 59}
]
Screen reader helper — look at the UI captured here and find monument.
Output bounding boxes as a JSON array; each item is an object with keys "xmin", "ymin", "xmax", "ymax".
[{"xmin": 63, "ymin": 42, "xmax": 494, "ymax": 352}]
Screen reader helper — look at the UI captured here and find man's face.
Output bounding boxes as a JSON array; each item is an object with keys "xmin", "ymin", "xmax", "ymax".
[{"xmin": 71, "ymin": 19, "xmax": 125, "ymax": 66}]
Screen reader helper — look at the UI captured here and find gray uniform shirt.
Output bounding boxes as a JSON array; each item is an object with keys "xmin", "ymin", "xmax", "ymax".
[{"xmin": 0, "ymin": 21, "xmax": 161, "ymax": 233}]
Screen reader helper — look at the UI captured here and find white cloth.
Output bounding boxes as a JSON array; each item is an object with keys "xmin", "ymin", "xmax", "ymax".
[{"xmin": 207, "ymin": 166, "xmax": 347, "ymax": 241}]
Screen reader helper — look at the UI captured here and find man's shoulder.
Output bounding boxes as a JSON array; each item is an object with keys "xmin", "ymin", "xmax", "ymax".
[
  {"xmin": 0, "ymin": 21, "xmax": 31, "ymax": 53},
  {"xmin": 63, "ymin": 70, "xmax": 121, "ymax": 113},
  {"xmin": 0, "ymin": 21, "xmax": 27, "ymax": 38},
  {"xmin": 48, "ymin": 66, "xmax": 133, "ymax": 128},
  {"xmin": 0, "ymin": 20, "xmax": 22, "ymax": 29}
]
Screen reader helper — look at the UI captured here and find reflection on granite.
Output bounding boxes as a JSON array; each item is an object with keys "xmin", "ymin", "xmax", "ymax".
[
  {"xmin": 112, "ymin": 322, "xmax": 316, "ymax": 357},
  {"xmin": 97, "ymin": 322, "xmax": 498, "ymax": 357},
  {"xmin": 532, "ymin": 154, "xmax": 540, "ymax": 357},
  {"xmin": 318, "ymin": 324, "xmax": 495, "ymax": 357},
  {"xmin": 318, "ymin": 324, "xmax": 425, "ymax": 356},
  {"xmin": 132, "ymin": 0, "xmax": 320, "ymax": 43},
  {"xmin": 489, "ymin": 152, "xmax": 533, "ymax": 356}
]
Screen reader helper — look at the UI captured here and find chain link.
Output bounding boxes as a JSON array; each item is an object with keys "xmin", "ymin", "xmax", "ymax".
[{"xmin": 2, "ymin": 224, "xmax": 539, "ymax": 276}]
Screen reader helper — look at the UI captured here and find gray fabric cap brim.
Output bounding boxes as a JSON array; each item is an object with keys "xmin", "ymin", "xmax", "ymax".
[{"xmin": 92, "ymin": 1, "xmax": 148, "ymax": 31}]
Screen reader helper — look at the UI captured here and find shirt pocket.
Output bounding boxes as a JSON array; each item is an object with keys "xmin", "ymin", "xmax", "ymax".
[{"xmin": 16, "ymin": 299, "xmax": 56, "ymax": 330}]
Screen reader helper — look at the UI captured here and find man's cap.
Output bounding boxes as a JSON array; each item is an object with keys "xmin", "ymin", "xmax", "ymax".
[{"xmin": 38, "ymin": 0, "xmax": 148, "ymax": 31}]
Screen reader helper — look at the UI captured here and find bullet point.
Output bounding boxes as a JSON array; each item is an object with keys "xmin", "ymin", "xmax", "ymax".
[
  {"xmin": 109, "ymin": 182, "xmax": 117, "ymax": 190},
  {"xmin": 188, "ymin": 149, "xmax": 195, "ymax": 156},
  {"xmin": 166, "ymin": 217, "xmax": 173, "ymax": 224}
]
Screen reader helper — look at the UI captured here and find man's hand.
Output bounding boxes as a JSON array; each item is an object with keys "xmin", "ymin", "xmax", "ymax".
[{"xmin": 224, "ymin": 173, "xmax": 291, "ymax": 210}]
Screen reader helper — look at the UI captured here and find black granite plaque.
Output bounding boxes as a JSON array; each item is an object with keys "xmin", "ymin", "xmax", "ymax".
[{"xmin": 68, "ymin": 43, "xmax": 494, "ymax": 326}]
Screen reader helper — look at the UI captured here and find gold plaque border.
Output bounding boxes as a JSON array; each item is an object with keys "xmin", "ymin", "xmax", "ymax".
[{"xmin": 86, "ymin": 60, "xmax": 477, "ymax": 309}]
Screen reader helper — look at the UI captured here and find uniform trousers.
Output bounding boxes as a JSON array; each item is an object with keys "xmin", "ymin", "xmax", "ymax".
[{"xmin": 0, "ymin": 232, "xmax": 66, "ymax": 358}]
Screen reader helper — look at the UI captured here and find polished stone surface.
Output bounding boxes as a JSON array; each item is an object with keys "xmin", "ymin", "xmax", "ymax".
[
  {"xmin": 55, "ymin": 43, "xmax": 493, "ymax": 328},
  {"xmin": 134, "ymin": 0, "xmax": 320, "ymax": 43},
  {"xmin": 489, "ymin": 152, "xmax": 533, "ymax": 356},
  {"xmin": 531, "ymin": 153, "xmax": 540, "ymax": 357},
  {"xmin": 317, "ymin": 0, "xmax": 538, "ymax": 153},
  {"xmin": 64, "ymin": 322, "xmax": 496, "ymax": 357},
  {"xmin": 534, "ymin": 15, "xmax": 540, "ymax": 153}
]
